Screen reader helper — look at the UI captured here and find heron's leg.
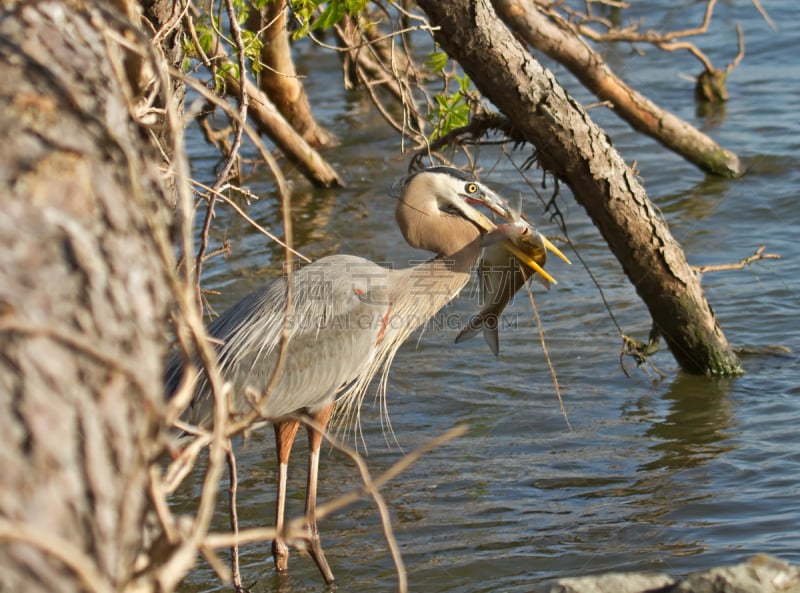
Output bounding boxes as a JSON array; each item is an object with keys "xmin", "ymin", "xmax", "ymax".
[
  {"xmin": 304, "ymin": 402, "xmax": 335, "ymax": 584},
  {"xmin": 272, "ymin": 418, "xmax": 300, "ymax": 574}
]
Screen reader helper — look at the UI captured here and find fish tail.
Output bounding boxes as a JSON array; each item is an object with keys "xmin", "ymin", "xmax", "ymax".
[
  {"xmin": 456, "ymin": 313, "xmax": 501, "ymax": 356},
  {"xmin": 455, "ymin": 314, "xmax": 484, "ymax": 344},
  {"xmin": 483, "ymin": 326, "xmax": 500, "ymax": 356}
]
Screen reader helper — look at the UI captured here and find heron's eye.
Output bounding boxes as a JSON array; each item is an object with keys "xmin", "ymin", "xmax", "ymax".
[{"xmin": 465, "ymin": 183, "xmax": 478, "ymax": 194}]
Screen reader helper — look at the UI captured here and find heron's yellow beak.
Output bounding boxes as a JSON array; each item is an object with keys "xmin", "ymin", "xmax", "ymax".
[
  {"xmin": 464, "ymin": 189, "xmax": 513, "ymax": 233},
  {"xmin": 502, "ymin": 241, "xmax": 558, "ymax": 285},
  {"xmin": 542, "ymin": 235, "xmax": 571, "ymax": 265},
  {"xmin": 502, "ymin": 237, "xmax": 570, "ymax": 286}
]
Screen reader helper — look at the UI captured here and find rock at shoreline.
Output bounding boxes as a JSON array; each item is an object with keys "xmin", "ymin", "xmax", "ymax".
[{"xmin": 548, "ymin": 554, "xmax": 799, "ymax": 593}]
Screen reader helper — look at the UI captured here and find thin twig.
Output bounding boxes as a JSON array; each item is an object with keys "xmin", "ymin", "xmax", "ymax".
[
  {"xmin": 726, "ymin": 24, "xmax": 746, "ymax": 73},
  {"xmin": 693, "ymin": 245, "xmax": 780, "ymax": 275},
  {"xmin": 227, "ymin": 446, "xmax": 243, "ymax": 590},
  {"xmin": 519, "ymin": 271, "xmax": 573, "ymax": 431},
  {"xmin": 189, "ymin": 178, "xmax": 311, "ymax": 263},
  {"xmin": 751, "ymin": 0, "xmax": 777, "ymax": 31}
]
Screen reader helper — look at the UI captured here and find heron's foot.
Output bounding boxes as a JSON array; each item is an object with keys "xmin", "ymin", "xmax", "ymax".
[
  {"xmin": 303, "ymin": 523, "xmax": 335, "ymax": 585},
  {"xmin": 271, "ymin": 538, "xmax": 290, "ymax": 574}
]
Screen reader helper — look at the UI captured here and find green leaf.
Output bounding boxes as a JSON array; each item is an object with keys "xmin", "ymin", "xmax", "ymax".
[
  {"xmin": 426, "ymin": 51, "xmax": 449, "ymax": 73},
  {"xmin": 428, "ymin": 72, "xmax": 473, "ymax": 140},
  {"xmin": 314, "ymin": 2, "xmax": 346, "ymax": 30}
]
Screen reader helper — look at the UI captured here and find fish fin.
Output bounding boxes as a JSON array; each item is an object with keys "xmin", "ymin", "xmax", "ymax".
[
  {"xmin": 535, "ymin": 276, "xmax": 551, "ymax": 291},
  {"xmin": 483, "ymin": 327, "xmax": 500, "ymax": 356},
  {"xmin": 455, "ymin": 314, "xmax": 483, "ymax": 344}
]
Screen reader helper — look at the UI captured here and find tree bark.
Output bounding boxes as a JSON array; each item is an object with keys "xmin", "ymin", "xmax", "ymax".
[
  {"xmin": 416, "ymin": 0, "xmax": 742, "ymax": 375},
  {"xmin": 494, "ymin": 0, "xmax": 744, "ymax": 178},
  {"xmin": 0, "ymin": 2, "xmax": 174, "ymax": 591}
]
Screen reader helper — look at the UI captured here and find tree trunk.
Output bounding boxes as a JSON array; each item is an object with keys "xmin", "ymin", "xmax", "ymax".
[
  {"xmin": 416, "ymin": 0, "xmax": 742, "ymax": 375},
  {"xmin": 0, "ymin": 2, "xmax": 174, "ymax": 591},
  {"xmin": 494, "ymin": 0, "xmax": 744, "ymax": 178}
]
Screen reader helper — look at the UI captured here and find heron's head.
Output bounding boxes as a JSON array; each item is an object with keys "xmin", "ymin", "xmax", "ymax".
[{"xmin": 392, "ymin": 167, "xmax": 512, "ymax": 233}]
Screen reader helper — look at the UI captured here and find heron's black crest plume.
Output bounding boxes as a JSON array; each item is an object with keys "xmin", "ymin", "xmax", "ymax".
[{"xmin": 390, "ymin": 166, "xmax": 478, "ymax": 200}]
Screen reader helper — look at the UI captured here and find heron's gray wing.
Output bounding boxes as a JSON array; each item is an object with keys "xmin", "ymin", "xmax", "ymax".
[{"xmin": 186, "ymin": 255, "xmax": 390, "ymax": 426}]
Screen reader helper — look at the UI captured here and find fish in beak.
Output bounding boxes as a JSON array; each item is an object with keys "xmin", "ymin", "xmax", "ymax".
[
  {"xmin": 458, "ymin": 183, "xmax": 570, "ymax": 284},
  {"xmin": 455, "ymin": 202, "xmax": 570, "ymax": 355}
]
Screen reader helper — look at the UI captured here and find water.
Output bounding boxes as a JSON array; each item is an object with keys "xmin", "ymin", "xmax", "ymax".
[{"xmin": 176, "ymin": 1, "xmax": 800, "ymax": 591}]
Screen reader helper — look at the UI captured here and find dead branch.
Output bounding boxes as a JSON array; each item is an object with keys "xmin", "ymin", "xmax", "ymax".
[
  {"xmin": 494, "ymin": 0, "xmax": 744, "ymax": 177},
  {"xmin": 693, "ymin": 245, "xmax": 781, "ymax": 275},
  {"xmin": 183, "ymin": 11, "xmax": 343, "ymax": 188},
  {"xmin": 248, "ymin": 0, "xmax": 336, "ymax": 147},
  {"xmin": 540, "ymin": 0, "xmax": 746, "ymax": 103},
  {"xmin": 572, "ymin": 0, "xmax": 719, "ymax": 43}
]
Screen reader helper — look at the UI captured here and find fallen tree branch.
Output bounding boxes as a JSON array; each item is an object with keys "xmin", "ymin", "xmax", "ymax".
[
  {"xmin": 183, "ymin": 13, "xmax": 343, "ymax": 188},
  {"xmin": 419, "ymin": 0, "xmax": 743, "ymax": 375},
  {"xmin": 493, "ymin": 0, "xmax": 744, "ymax": 177}
]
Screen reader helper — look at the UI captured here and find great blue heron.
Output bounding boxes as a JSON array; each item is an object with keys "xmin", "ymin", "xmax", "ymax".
[{"xmin": 167, "ymin": 167, "xmax": 560, "ymax": 583}]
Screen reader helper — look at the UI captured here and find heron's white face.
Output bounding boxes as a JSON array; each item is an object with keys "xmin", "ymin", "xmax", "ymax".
[{"xmin": 425, "ymin": 170, "xmax": 512, "ymax": 232}]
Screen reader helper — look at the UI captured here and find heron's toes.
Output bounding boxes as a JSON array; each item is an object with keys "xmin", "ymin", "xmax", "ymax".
[
  {"xmin": 303, "ymin": 524, "xmax": 335, "ymax": 584},
  {"xmin": 272, "ymin": 538, "xmax": 290, "ymax": 573}
]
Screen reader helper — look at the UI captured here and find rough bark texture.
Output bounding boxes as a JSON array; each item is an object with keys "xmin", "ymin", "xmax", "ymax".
[
  {"xmin": 416, "ymin": 0, "xmax": 741, "ymax": 375},
  {"xmin": 0, "ymin": 2, "xmax": 173, "ymax": 591},
  {"xmin": 494, "ymin": 0, "xmax": 744, "ymax": 178}
]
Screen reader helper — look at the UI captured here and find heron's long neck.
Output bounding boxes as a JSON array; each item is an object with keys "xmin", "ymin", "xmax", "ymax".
[
  {"xmin": 391, "ymin": 237, "xmax": 481, "ymax": 329},
  {"xmin": 394, "ymin": 203, "xmax": 484, "ymax": 321},
  {"xmin": 329, "ymin": 219, "xmax": 482, "ymax": 436}
]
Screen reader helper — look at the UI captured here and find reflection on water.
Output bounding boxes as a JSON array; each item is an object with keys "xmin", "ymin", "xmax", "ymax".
[
  {"xmin": 643, "ymin": 374, "xmax": 737, "ymax": 472},
  {"xmin": 178, "ymin": 1, "xmax": 800, "ymax": 591},
  {"xmin": 695, "ymin": 100, "xmax": 728, "ymax": 128}
]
